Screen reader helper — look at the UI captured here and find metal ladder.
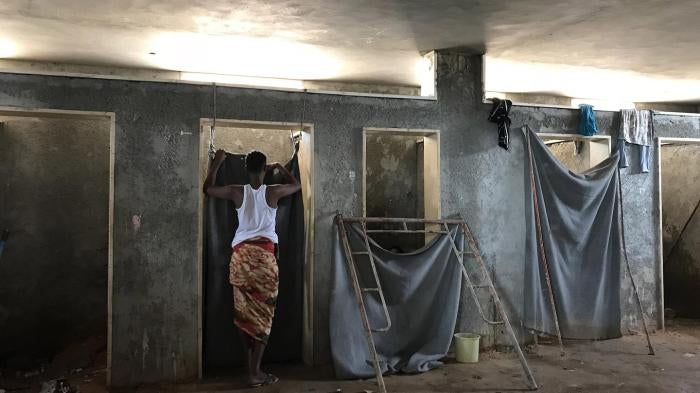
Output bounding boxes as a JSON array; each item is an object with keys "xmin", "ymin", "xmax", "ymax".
[
  {"xmin": 336, "ymin": 216, "xmax": 391, "ymax": 393},
  {"xmin": 335, "ymin": 215, "xmax": 538, "ymax": 392}
]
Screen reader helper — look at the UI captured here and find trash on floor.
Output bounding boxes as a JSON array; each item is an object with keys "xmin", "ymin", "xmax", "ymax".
[{"xmin": 39, "ymin": 379, "xmax": 79, "ymax": 393}]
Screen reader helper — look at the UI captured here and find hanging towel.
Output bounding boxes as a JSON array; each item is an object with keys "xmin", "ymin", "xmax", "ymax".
[
  {"xmin": 620, "ymin": 109, "xmax": 653, "ymax": 146},
  {"xmin": 488, "ymin": 98, "xmax": 512, "ymax": 150},
  {"xmin": 578, "ymin": 104, "xmax": 598, "ymax": 136},
  {"xmin": 618, "ymin": 109, "xmax": 654, "ymax": 172}
]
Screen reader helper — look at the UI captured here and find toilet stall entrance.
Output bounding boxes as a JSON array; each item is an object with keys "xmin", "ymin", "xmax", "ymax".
[
  {"xmin": 658, "ymin": 138, "xmax": 700, "ymax": 322},
  {"xmin": 197, "ymin": 119, "xmax": 314, "ymax": 376},
  {"xmin": 0, "ymin": 108, "xmax": 114, "ymax": 386}
]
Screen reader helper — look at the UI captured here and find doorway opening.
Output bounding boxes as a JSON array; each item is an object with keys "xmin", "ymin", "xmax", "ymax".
[
  {"xmin": 362, "ymin": 128, "xmax": 440, "ymax": 252},
  {"xmin": 658, "ymin": 138, "xmax": 700, "ymax": 326},
  {"xmin": 540, "ymin": 133, "xmax": 612, "ymax": 173},
  {"xmin": 197, "ymin": 119, "xmax": 314, "ymax": 377},
  {"xmin": 0, "ymin": 108, "xmax": 114, "ymax": 389}
]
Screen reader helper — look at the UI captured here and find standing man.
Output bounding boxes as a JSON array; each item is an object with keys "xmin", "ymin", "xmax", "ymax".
[{"xmin": 203, "ymin": 149, "xmax": 300, "ymax": 387}]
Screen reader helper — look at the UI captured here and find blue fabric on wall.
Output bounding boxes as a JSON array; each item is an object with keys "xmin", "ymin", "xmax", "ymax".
[
  {"xmin": 617, "ymin": 139, "xmax": 652, "ymax": 173},
  {"xmin": 578, "ymin": 104, "xmax": 598, "ymax": 136}
]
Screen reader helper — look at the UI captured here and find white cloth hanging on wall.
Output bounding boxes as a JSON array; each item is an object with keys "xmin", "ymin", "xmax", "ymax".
[
  {"xmin": 618, "ymin": 109, "xmax": 654, "ymax": 173},
  {"xmin": 620, "ymin": 109, "xmax": 653, "ymax": 146}
]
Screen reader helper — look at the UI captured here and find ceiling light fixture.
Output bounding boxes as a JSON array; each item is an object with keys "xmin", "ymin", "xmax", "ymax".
[
  {"xmin": 0, "ymin": 38, "xmax": 17, "ymax": 58},
  {"xmin": 180, "ymin": 72, "xmax": 304, "ymax": 90},
  {"xmin": 147, "ymin": 32, "xmax": 341, "ymax": 81}
]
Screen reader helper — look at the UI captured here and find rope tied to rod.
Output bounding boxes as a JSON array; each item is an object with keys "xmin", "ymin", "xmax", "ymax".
[{"xmin": 209, "ymin": 82, "xmax": 217, "ymax": 158}]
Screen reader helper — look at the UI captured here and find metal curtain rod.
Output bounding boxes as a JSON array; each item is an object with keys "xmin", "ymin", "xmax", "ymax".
[{"xmin": 340, "ymin": 217, "xmax": 464, "ymax": 224}]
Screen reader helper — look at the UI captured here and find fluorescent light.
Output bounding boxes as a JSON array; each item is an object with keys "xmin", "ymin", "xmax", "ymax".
[
  {"xmin": 147, "ymin": 32, "xmax": 341, "ymax": 81},
  {"xmin": 417, "ymin": 52, "xmax": 436, "ymax": 97},
  {"xmin": 485, "ymin": 56, "xmax": 700, "ymax": 104},
  {"xmin": 180, "ymin": 72, "xmax": 304, "ymax": 89},
  {"xmin": 571, "ymin": 98, "xmax": 635, "ymax": 112},
  {"xmin": 0, "ymin": 38, "xmax": 17, "ymax": 58}
]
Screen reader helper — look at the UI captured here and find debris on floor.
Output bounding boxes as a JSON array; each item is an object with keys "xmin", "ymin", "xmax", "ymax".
[{"xmin": 39, "ymin": 379, "xmax": 79, "ymax": 393}]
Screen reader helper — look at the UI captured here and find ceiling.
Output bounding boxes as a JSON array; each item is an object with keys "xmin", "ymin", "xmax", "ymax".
[{"xmin": 2, "ymin": 0, "xmax": 700, "ymax": 101}]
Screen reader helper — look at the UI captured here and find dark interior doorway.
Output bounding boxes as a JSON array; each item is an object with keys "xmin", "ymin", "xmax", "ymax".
[
  {"xmin": 363, "ymin": 128, "xmax": 440, "ymax": 253},
  {"xmin": 0, "ymin": 112, "xmax": 111, "ymax": 387},
  {"xmin": 200, "ymin": 124, "xmax": 311, "ymax": 376},
  {"xmin": 660, "ymin": 140, "xmax": 700, "ymax": 320}
]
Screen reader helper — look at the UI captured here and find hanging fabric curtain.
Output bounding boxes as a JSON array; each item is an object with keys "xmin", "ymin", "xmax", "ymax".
[
  {"xmin": 330, "ymin": 225, "xmax": 463, "ymax": 378},
  {"xmin": 203, "ymin": 152, "xmax": 305, "ymax": 372},
  {"xmin": 523, "ymin": 126, "xmax": 622, "ymax": 340}
]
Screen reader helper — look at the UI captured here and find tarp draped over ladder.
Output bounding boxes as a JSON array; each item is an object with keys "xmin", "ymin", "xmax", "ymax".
[{"xmin": 331, "ymin": 216, "xmax": 538, "ymax": 392}]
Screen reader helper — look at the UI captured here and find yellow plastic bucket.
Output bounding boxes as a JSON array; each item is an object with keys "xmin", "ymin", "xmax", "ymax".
[{"xmin": 454, "ymin": 333, "xmax": 480, "ymax": 363}]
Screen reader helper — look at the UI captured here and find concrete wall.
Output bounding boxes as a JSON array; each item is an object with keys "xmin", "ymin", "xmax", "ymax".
[
  {"xmin": 661, "ymin": 144, "xmax": 700, "ymax": 317},
  {"xmin": 214, "ymin": 127, "xmax": 295, "ymax": 164},
  {"xmin": 547, "ymin": 141, "xmax": 589, "ymax": 173},
  {"xmin": 0, "ymin": 116, "xmax": 109, "ymax": 368},
  {"xmin": 0, "ymin": 64, "xmax": 440, "ymax": 386},
  {"xmin": 0, "ymin": 53, "xmax": 697, "ymax": 386}
]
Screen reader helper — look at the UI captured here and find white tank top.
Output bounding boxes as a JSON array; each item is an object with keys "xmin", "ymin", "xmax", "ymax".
[{"xmin": 231, "ymin": 184, "xmax": 278, "ymax": 247}]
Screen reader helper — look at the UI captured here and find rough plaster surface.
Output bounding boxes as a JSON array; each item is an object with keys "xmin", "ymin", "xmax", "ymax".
[
  {"xmin": 661, "ymin": 144, "xmax": 700, "ymax": 317},
  {"xmin": 0, "ymin": 116, "xmax": 109, "ymax": 366},
  {"xmin": 0, "ymin": 54, "xmax": 696, "ymax": 386},
  {"xmin": 214, "ymin": 127, "xmax": 295, "ymax": 164},
  {"xmin": 365, "ymin": 134, "xmax": 423, "ymax": 251},
  {"xmin": 546, "ymin": 141, "xmax": 589, "ymax": 174}
]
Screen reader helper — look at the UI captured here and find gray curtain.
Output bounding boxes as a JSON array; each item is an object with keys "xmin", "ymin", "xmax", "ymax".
[
  {"xmin": 330, "ymin": 224, "xmax": 463, "ymax": 379},
  {"xmin": 523, "ymin": 128, "xmax": 622, "ymax": 339}
]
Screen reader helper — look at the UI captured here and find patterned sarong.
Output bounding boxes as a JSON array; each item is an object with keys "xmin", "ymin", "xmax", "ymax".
[{"xmin": 229, "ymin": 237, "xmax": 279, "ymax": 343}]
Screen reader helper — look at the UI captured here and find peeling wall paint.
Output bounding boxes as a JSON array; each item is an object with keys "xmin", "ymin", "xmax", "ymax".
[
  {"xmin": 547, "ymin": 141, "xmax": 589, "ymax": 173},
  {"xmin": 365, "ymin": 134, "xmax": 424, "ymax": 251}
]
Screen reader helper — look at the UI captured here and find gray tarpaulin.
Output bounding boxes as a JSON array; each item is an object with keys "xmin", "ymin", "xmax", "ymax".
[
  {"xmin": 330, "ymin": 224, "xmax": 463, "ymax": 379},
  {"xmin": 523, "ymin": 127, "xmax": 622, "ymax": 339}
]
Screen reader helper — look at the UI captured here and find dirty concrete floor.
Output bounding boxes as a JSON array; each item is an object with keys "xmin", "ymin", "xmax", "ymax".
[
  {"xmin": 130, "ymin": 319, "xmax": 700, "ymax": 393},
  {"xmin": 5, "ymin": 320, "xmax": 698, "ymax": 393}
]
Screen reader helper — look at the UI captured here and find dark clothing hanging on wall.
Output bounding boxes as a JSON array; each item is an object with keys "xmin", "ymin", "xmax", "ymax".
[
  {"xmin": 204, "ymin": 153, "xmax": 305, "ymax": 374},
  {"xmin": 523, "ymin": 127, "xmax": 622, "ymax": 340},
  {"xmin": 488, "ymin": 98, "xmax": 512, "ymax": 150}
]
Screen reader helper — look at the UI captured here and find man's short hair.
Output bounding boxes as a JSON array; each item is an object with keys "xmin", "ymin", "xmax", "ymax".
[{"xmin": 245, "ymin": 150, "xmax": 267, "ymax": 173}]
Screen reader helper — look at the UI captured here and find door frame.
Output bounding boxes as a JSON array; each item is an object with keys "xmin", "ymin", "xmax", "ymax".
[
  {"xmin": 362, "ymin": 127, "xmax": 441, "ymax": 220},
  {"xmin": 656, "ymin": 136, "xmax": 700, "ymax": 331},
  {"xmin": 197, "ymin": 118, "xmax": 315, "ymax": 377},
  {"xmin": 0, "ymin": 106, "xmax": 116, "ymax": 385}
]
